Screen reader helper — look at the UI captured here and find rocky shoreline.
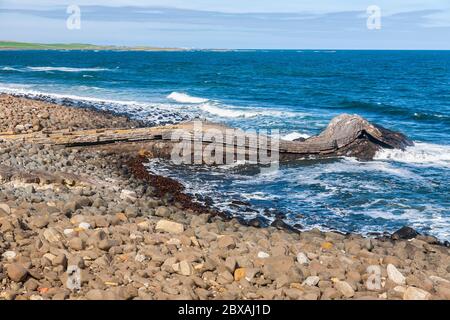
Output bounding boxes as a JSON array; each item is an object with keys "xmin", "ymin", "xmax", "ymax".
[{"xmin": 1, "ymin": 93, "xmax": 450, "ymax": 300}]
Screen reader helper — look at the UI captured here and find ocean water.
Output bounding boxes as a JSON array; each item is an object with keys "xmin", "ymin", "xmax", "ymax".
[{"xmin": 1, "ymin": 50, "xmax": 449, "ymax": 240}]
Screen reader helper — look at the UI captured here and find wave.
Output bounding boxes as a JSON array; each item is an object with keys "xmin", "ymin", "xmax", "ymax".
[
  {"xmin": 374, "ymin": 142, "xmax": 450, "ymax": 167},
  {"xmin": 200, "ymin": 103, "xmax": 301, "ymax": 119},
  {"xmin": 200, "ymin": 103, "xmax": 259, "ymax": 118},
  {"xmin": 26, "ymin": 66, "xmax": 110, "ymax": 72},
  {"xmin": 0, "ymin": 67, "xmax": 22, "ymax": 72},
  {"xmin": 282, "ymin": 131, "xmax": 311, "ymax": 141},
  {"xmin": 1, "ymin": 66, "xmax": 109, "ymax": 73},
  {"xmin": 167, "ymin": 92, "xmax": 209, "ymax": 104}
]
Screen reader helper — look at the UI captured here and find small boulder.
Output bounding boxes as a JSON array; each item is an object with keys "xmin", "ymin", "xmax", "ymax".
[
  {"xmin": 217, "ymin": 235, "xmax": 236, "ymax": 249},
  {"xmin": 387, "ymin": 264, "xmax": 406, "ymax": 285},
  {"xmin": 7, "ymin": 263, "xmax": 28, "ymax": 282},
  {"xmin": 155, "ymin": 219, "xmax": 184, "ymax": 234},
  {"xmin": 334, "ymin": 280, "xmax": 355, "ymax": 298},
  {"xmin": 391, "ymin": 226, "xmax": 418, "ymax": 240},
  {"xmin": 403, "ymin": 286, "xmax": 431, "ymax": 300}
]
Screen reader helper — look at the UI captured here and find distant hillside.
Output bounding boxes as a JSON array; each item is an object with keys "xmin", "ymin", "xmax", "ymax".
[{"xmin": 0, "ymin": 41, "xmax": 184, "ymax": 51}]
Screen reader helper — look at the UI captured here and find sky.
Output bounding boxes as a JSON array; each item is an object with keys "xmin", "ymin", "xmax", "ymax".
[{"xmin": 0, "ymin": 0, "xmax": 449, "ymax": 49}]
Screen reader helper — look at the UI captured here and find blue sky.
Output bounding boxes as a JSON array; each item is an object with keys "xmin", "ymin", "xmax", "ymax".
[{"xmin": 1, "ymin": 0, "xmax": 449, "ymax": 49}]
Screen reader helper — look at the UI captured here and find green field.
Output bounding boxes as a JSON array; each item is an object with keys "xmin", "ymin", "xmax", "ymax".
[{"xmin": 0, "ymin": 41, "xmax": 183, "ymax": 51}]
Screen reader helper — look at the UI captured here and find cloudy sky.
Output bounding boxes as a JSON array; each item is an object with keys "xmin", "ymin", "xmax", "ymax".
[{"xmin": 0, "ymin": 0, "xmax": 449, "ymax": 49}]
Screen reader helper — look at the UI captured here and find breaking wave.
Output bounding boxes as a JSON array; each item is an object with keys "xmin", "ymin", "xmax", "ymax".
[
  {"xmin": 167, "ymin": 92, "xmax": 209, "ymax": 104},
  {"xmin": 374, "ymin": 142, "xmax": 450, "ymax": 167}
]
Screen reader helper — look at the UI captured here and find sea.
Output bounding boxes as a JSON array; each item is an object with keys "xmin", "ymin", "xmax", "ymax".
[{"xmin": 0, "ymin": 50, "xmax": 449, "ymax": 240}]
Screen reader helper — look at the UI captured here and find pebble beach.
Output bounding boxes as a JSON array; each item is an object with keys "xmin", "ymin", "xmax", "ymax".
[{"xmin": 1, "ymin": 93, "xmax": 450, "ymax": 300}]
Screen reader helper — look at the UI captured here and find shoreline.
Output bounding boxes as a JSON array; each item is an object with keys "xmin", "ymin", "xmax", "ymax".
[{"xmin": 1, "ymin": 93, "xmax": 450, "ymax": 300}]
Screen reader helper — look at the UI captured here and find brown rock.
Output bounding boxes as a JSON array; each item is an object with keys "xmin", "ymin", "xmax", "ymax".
[
  {"xmin": 7, "ymin": 263, "xmax": 28, "ymax": 282},
  {"xmin": 403, "ymin": 286, "xmax": 431, "ymax": 300},
  {"xmin": 334, "ymin": 280, "xmax": 355, "ymax": 298},
  {"xmin": 217, "ymin": 235, "xmax": 236, "ymax": 249},
  {"xmin": 68, "ymin": 237, "xmax": 84, "ymax": 251},
  {"xmin": 155, "ymin": 219, "xmax": 184, "ymax": 234}
]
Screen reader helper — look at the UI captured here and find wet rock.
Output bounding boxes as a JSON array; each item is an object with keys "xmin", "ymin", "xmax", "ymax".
[
  {"xmin": 270, "ymin": 218, "xmax": 292, "ymax": 231},
  {"xmin": 391, "ymin": 226, "xmax": 418, "ymax": 240}
]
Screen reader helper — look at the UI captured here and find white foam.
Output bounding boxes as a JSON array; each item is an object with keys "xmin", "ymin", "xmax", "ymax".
[
  {"xmin": 0, "ymin": 66, "xmax": 22, "ymax": 72},
  {"xmin": 200, "ymin": 103, "xmax": 301, "ymax": 119},
  {"xmin": 374, "ymin": 142, "xmax": 450, "ymax": 167},
  {"xmin": 167, "ymin": 92, "xmax": 209, "ymax": 104},
  {"xmin": 200, "ymin": 103, "xmax": 258, "ymax": 118},
  {"xmin": 282, "ymin": 131, "xmax": 311, "ymax": 141},
  {"xmin": 26, "ymin": 66, "xmax": 109, "ymax": 72},
  {"xmin": 0, "ymin": 84, "xmax": 192, "ymax": 125}
]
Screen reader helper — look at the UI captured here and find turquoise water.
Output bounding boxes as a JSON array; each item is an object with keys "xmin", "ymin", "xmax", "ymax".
[{"xmin": 0, "ymin": 50, "xmax": 449, "ymax": 239}]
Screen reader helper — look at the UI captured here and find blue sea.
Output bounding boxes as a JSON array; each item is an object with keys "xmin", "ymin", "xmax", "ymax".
[{"xmin": 1, "ymin": 50, "xmax": 449, "ymax": 240}]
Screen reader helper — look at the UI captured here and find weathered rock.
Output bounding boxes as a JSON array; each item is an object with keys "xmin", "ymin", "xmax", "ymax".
[
  {"xmin": 155, "ymin": 219, "xmax": 184, "ymax": 234},
  {"xmin": 387, "ymin": 264, "xmax": 406, "ymax": 285},
  {"xmin": 42, "ymin": 228, "xmax": 62, "ymax": 243}
]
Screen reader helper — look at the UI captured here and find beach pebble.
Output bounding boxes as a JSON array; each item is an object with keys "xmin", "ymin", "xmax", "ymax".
[
  {"xmin": 0, "ymin": 203, "xmax": 11, "ymax": 214},
  {"xmin": 2, "ymin": 251, "xmax": 17, "ymax": 261},
  {"xmin": 78, "ymin": 222, "xmax": 91, "ymax": 230},
  {"xmin": 303, "ymin": 276, "xmax": 320, "ymax": 286},
  {"xmin": 257, "ymin": 251, "xmax": 270, "ymax": 259},
  {"xmin": 296, "ymin": 252, "xmax": 309, "ymax": 265}
]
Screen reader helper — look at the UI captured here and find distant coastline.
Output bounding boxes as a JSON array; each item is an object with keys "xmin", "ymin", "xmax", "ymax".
[{"xmin": 0, "ymin": 40, "xmax": 186, "ymax": 51}]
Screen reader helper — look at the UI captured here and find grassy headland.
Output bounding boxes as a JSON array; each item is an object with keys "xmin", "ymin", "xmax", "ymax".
[{"xmin": 0, "ymin": 41, "xmax": 184, "ymax": 51}]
